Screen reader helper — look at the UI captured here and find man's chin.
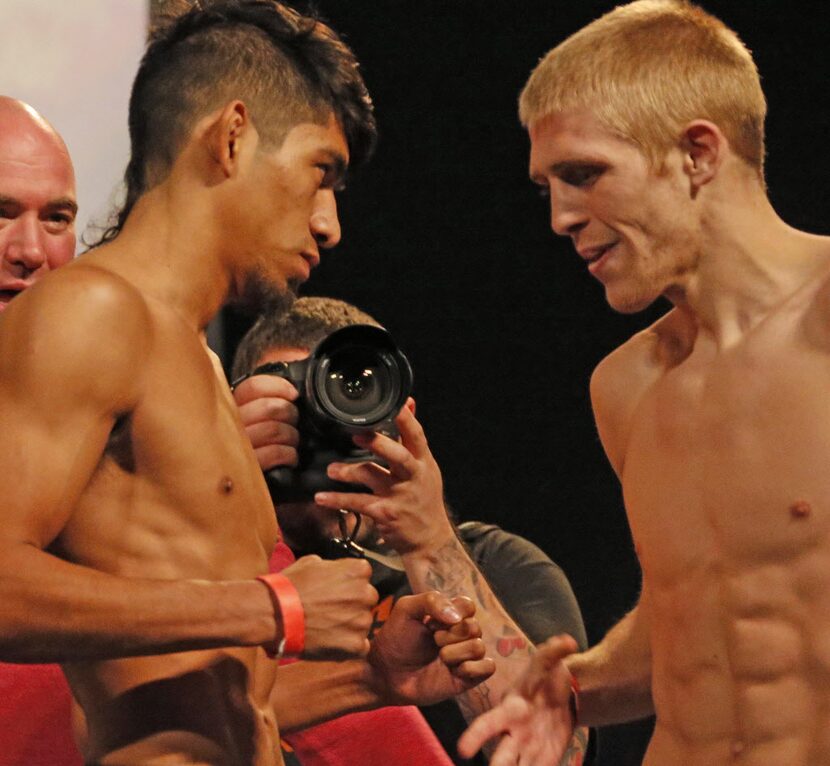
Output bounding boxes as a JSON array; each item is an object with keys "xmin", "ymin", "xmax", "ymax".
[
  {"xmin": 231, "ymin": 277, "xmax": 300, "ymax": 318},
  {"xmin": 605, "ymin": 285, "xmax": 660, "ymax": 315}
]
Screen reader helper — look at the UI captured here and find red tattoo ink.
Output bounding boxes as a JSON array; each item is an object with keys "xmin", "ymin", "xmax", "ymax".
[{"xmin": 496, "ymin": 636, "xmax": 527, "ymax": 657}]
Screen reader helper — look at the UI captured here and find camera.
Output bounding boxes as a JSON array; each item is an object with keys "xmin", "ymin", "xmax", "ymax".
[{"xmin": 238, "ymin": 324, "xmax": 413, "ymax": 502}]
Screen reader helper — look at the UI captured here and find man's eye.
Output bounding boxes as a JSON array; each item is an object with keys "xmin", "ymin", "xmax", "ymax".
[
  {"xmin": 316, "ymin": 165, "xmax": 333, "ymax": 184},
  {"xmin": 45, "ymin": 214, "xmax": 73, "ymax": 231},
  {"xmin": 316, "ymin": 165, "xmax": 345, "ymax": 193},
  {"xmin": 560, "ymin": 166, "xmax": 603, "ymax": 188}
]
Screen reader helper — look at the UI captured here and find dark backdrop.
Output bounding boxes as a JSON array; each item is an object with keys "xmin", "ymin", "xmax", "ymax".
[{"xmin": 220, "ymin": 3, "xmax": 829, "ymax": 763}]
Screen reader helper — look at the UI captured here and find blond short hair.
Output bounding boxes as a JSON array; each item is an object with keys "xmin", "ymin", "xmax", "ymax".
[{"xmin": 519, "ymin": 0, "xmax": 766, "ymax": 176}]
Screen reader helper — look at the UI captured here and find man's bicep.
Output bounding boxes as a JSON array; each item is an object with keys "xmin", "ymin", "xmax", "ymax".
[
  {"xmin": 0, "ymin": 274, "xmax": 148, "ymax": 547},
  {"xmin": 0, "ymin": 383, "xmax": 118, "ymax": 548}
]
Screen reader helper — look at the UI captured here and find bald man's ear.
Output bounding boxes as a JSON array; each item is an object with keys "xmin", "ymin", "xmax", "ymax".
[
  {"xmin": 204, "ymin": 100, "xmax": 255, "ymax": 178},
  {"xmin": 680, "ymin": 120, "xmax": 725, "ymax": 190}
]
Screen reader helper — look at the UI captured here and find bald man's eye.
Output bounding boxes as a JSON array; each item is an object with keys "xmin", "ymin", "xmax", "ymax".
[{"xmin": 45, "ymin": 213, "xmax": 74, "ymax": 232}]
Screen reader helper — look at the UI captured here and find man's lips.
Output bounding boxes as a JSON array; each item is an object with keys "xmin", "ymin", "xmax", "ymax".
[
  {"xmin": 0, "ymin": 286, "xmax": 25, "ymax": 305},
  {"xmin": 301, "ymin": 252, "xmax": 320, "ymax": 272},
  {"xmin": 578, "ymin": 243, "xmax": 617, "ymax": 274}
]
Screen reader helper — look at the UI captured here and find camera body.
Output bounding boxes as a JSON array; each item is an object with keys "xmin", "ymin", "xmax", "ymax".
[{"xmin": 242, "ymin": 324, "xmax": 413, "ymax": 502}]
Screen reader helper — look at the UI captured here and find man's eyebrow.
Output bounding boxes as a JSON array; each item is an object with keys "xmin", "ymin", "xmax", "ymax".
[
  {"xmin": 550, "ymin": 160, "xmax": 603, "ymax": 174},
  {"xmin": 0, "ymin": 195, "xmax": 78, "ymax": 216},
  {"xmin": 44, "ymin": 197, "xmax": 79, "ymax": 217}
]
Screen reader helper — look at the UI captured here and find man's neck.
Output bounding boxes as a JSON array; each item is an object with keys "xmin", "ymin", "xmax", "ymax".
[
  {"xmin": 91, "ymin": 184, "xmax": 232, "ymax": 332},
  {"xmin": 665, "ymin": 188, "xmax": 830, "ymax": 349}
]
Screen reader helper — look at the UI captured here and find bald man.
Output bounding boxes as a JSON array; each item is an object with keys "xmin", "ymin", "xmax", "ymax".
[
  {"xmin": 0, "ymin": 96, "xmax": 77, "ymax": 314},
  {"xmin": 0, "ymin": 96, "xmax": 82, "ymax": 766}
]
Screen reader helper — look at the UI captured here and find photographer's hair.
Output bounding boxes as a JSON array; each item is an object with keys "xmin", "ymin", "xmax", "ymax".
[
  {"xmin": 91, "ymin": 0, "xmax": 375, "ymax": 246},
  {"xmin": 519, "ymin": 0, "xmax": 767, "ymax": 177},
  {"xmin": 232, "ymin": 296, "xmax": 381, "ymax": 379}
]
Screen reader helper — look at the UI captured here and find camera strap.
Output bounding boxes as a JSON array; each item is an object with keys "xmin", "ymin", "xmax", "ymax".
[{"xmin": 330, "ymin": 510, "xmax": 405, "ymax": 571}]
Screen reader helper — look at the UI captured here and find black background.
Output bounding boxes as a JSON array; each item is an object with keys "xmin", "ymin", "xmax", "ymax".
[{"xmin": 221, "ymin": 3, "xmax": 829, "ymax": 762}]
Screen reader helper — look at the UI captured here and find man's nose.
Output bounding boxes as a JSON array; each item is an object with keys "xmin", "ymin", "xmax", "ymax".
[
  {"xmin": 3, "ymin": 214, "xmax": 47, "ymax": 272},
  {"xmin": 549, "ymin": 188, "xmax": 588, "ymax": 238},
  {"xmin": 310, "ymin": 190, "xmax": 341, "ymax": 249}
]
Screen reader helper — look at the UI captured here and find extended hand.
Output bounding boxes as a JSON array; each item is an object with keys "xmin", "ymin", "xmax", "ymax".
[
  {"xmin": 458, "ymin": 634, "xmax": 579, "ymax": 766},
  {"xmin": 280, "ymin": 555, "xmax": 377, "ymax": 660},
  {"xmin": 314, "ymin": 403, "xmax": 455, "ymax": 554},
  {"xmin": 369, "ymin": 592, "xmax": 495, "ymax": 706},
  {"xmin": 233, "ymin": 373, "xmax": 299, "ymax": 470}
]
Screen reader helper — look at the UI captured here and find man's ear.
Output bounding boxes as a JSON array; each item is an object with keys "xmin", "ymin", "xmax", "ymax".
[
  {"xmin": 204, "ymin": 100, "xmax": 254, "ymax": 178},
  {"xmin": 680, "ymin": 120, "xmax": 725, "ymax": 189}
]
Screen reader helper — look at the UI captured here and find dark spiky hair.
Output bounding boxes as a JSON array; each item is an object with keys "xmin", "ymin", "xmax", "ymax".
[{"xmin": 93, "ymin": 0, "xmax": 375, "ymax": 246}]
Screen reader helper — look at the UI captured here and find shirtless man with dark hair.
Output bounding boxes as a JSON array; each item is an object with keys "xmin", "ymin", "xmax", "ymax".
[
  {"xmin": 0, "ymin": 4, "xmax": 488, "ymax": 765},
  {"xmin": 460, "ymin": 2, "xmax": 830, "ymax": 765}
]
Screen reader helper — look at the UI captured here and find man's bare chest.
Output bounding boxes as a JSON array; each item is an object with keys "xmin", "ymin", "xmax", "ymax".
[
  {"xmin": 65, "ymin": 329, "xmax": 278, "ymax": 577},
  {"xmin": 622, "ymin": 327, "xmax": 830, "ymax": 576}
]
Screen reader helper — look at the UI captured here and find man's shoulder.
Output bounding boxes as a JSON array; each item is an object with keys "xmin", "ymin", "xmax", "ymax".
[
  {"xmin": 456, "ymin": 521, "xmax": 587, "ymax": 647},
  {"xmin": 456, "ymin": 521, "xmax": 566, "ymax": 580},
  {"xmin": 457, "ymin": 521, "xmax": 546, "ymax": 559},
  {"xmin": 6, "ymin": 259, "xmax": 151, "ymax": 335},
  {"xmin": 593, "ymin": 308, "xmax": 689, "ymax": 388},
  {"xmin": 590, "ymin": 308, "xmax": 690, "ymax": 475},
  {"xmin": 0, "ymin": 262, "xmax": 153, "ymax": 403}
]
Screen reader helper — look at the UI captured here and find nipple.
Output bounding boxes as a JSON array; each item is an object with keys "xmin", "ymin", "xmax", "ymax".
[
  {"xmin": 219, "ymin": 476, "xmax": 234, "ymax": 495},
  {"xmin": 731, "ymin": 739, "xmax": 744, "ymax": 758},
  {"xmin": 789, "ymin": 500, "xmax": 812, "ymax": 519}
]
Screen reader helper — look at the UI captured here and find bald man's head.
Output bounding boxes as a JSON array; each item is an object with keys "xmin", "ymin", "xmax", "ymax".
[{"xmin": 0, "ymin": 97, "xmax": 77, "ymax": 314}]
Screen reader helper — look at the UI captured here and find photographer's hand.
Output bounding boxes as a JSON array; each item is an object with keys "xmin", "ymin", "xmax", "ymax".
[
  {"xmin": 314, "ymin": 401, "xmax": 455, "ymax": 555},
  {"xmin": 233, "ymin": 374, "xmax": 300, "ymax": 470},
  {"xmin": 368, "ymin": 593, "xmax": 495, "ymax": 705}
]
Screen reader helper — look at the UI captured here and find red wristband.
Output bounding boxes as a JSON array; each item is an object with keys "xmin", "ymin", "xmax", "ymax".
[
  {"xmin": 568, "ymin": 672, "xmax": 581, "ymax": 726},
  {"xmin": 256, "ymin": 573, "xmax": 305, "ymax": 659}
]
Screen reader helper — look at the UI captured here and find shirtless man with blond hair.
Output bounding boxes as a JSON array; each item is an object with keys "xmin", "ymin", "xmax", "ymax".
[
  {"xmin": 459, "ymin": 1, "xmax": 830, "ymax": 764},
  {"xmin": 0, "ymin": 3, "xmax": 491, "ymax": 765}
]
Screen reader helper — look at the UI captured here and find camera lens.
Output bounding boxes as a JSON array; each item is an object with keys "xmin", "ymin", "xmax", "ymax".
[{"xmin": 316, "ymin": 347, "xmax": 401, "ymax": 425}]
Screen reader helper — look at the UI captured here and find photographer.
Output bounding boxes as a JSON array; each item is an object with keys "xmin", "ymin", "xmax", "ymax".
[{"xmin": 231, "ymin": 297, "xmax": 590, "ymax": 765}]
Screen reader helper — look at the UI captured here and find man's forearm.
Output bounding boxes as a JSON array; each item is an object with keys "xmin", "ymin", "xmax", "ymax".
[
  {"xmin": 402, "ymin": 533, "xmax": 534, "ymax": 719},
  {"xmin": 0, "ymin": 542, "xmax": 275, "ymax": 662},
  {"xmin": 565, "ymin": 603, "xmax": 654, "ymax": 726}
]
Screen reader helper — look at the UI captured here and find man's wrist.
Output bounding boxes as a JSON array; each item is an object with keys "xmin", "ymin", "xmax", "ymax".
[
  {"xmin": 255, "ymin": 573, "xmax": 305, "ymax": 658},
  {"xmin": 364, "ymin": 640, "xmax": 397, "ymax": 705},
  {"xmin": 398, "ymin": 518, "xmax": 458, "ymax": 561}
]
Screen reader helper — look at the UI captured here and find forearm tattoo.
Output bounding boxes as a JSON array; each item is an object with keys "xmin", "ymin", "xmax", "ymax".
[
  {"xmin": 422, "ymin": 535, "xmax": 536, "ymax": 737},
  {"xmin": 424, "ymin": 539, "xmax": 467, "ymax": 596}
]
